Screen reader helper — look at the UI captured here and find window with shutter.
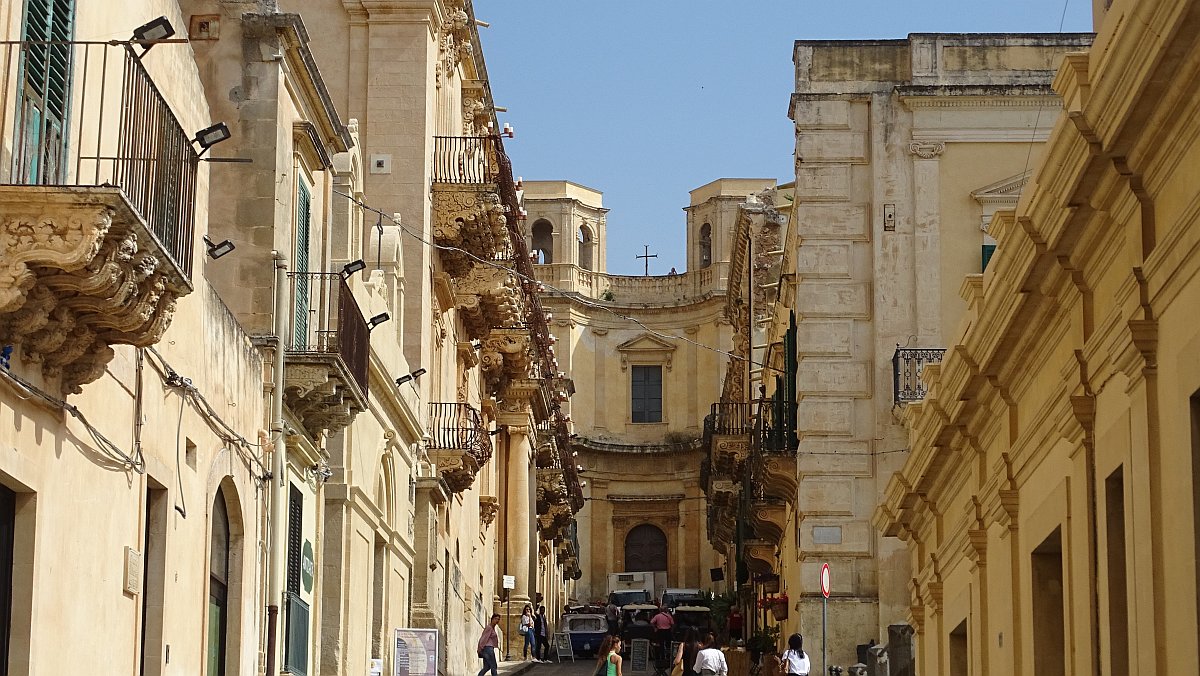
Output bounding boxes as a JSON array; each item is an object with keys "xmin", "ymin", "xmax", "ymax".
[
  {"xmin": 286, "ymin": 485, "xmax": 302, "ymax": 594},
  {"xmin": 631, "ymin": 365, "xmax": 663, "ymax": 423},
  {"xmin": 982, "ymin": 244, "xmax": 996, "ymax": 272},
  {"xmin": 293, "ymin": 181, "xmax": 312, "ymax": 349},
  {"xmin": 284, "ymin": 485, "xmax": 308, "ymax": 675},
  {"xmin": 15, "ymin": 0, "xmax": 74, "ymax": 184}
]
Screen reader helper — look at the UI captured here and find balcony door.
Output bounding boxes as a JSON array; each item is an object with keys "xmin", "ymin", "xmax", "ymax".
[{"xmin": 14, "ymin": 0, "xmax": 75, "ymax": 184}]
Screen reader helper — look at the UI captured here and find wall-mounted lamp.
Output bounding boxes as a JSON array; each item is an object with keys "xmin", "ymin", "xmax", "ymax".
[
  {"xmin": 132, "ymin": 16, "xmax": 174, "ymax": 52},
  {"xmin": 488, "ymin": 429, "xmax": 503, "ymax": 436},
  {"xmin": 501, "ymin": 122, "xmax": 514, "ymax": 138},
  {"xmin": 192, "ymin": 122, "xmax": 231, "ymax": 157},
  {"xmin": 203, "ymin": 235, "xmax": 235, "ymax": 259},
  {"xmin": 310, "ymin": 462, "xmax": 333, "ymax": 482},
  {"xmin": 395, "ymin": 368, "xmax": 427, "ymax": 386},
  {"xmin": 341, "ymin": 259, "xmax": 366, "ymax": 278},
  {"xmin": 367, "ymin": 313, "xmax": 390, "ymax": 330}
]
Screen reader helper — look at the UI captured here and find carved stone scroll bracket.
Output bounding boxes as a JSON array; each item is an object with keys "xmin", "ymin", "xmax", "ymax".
[{"xmin": 479, "ymin": 495, "xmax": 500, "ymax": 528}]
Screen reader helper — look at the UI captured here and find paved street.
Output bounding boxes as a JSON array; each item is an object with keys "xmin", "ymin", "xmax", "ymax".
[{"xmin": 496, "ymin": 657, "xmax": 601, "ymax": 676}]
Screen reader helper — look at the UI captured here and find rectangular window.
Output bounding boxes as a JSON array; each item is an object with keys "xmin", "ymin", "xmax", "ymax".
[
  {"xmin": 286, "ymin": 485, "xmax": 303, "ymax": 594},
  {"xmin": 982, "ymin": 244, "xmax": 996, "ymax": 272},
  {"xmin": 140, "ymin": 485, "xmax": 168, "ymax": 676},
  {"xmin": 15, "ymin": 0, "xmax": 75, "ymax": 184},
  {"xmin": 1104, "ymin": 467, "xmax": 1128, "ymax": 676},
  {"xmin": 293, "ymin": 180, "xmax": 312, "ymax": 348},
  {"xmin": 1031, "ymin": 528, "xmax": 1065, "ymax": 676},
  {"xmin": 284, "ymin": 485, "xmax": 307, "ymax": 675},
  {"xmin": 631, "ymin": 365, "xmax": 662, "ymax": 423},
  {"xmin": 0, "ymin": 485, "xmax": 14, "ymax": 676}
]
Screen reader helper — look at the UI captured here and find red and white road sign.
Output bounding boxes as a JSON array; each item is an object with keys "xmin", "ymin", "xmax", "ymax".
[{"xmin": 820, "ymin": 563, "xmax": 831, "ymax": 598}]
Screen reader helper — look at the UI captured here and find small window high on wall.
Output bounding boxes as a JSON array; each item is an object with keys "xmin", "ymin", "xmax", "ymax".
[
  {"xmin": 578, "ymin": 225, "xmax": 594, "ymax": 270},
  {"xmin": 631, "ymin": 365, "xmax": 662, "ymax": 423},
  {"xmin": 699, "ymin": 223, "xmax": 712, "ymax": 269}
]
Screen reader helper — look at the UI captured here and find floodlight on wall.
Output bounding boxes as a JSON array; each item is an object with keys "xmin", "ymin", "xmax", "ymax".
[
  {"xmin": 366, "ymin": 313, "xmax": 390, "ymax": 331},
  {"xmin": 341, "ymin": 259, "xmax": 367, "ymax": 278},
  {"xmin": 501, "ymin": 122, "xmax": 514, "ymax": 138},
  {"xmin": 132, "ymin": 16, "xmax": 175, "ymax": 52},
  {"xmin": 395, "ymin": 368, "xmax": 427, "ymax": 386},
  {"xmin": 203, "ymin": 235, "xmax": 235, "ymax": 260},
  {"xmin": 488, "ymin": 429, "xmax": 503, "ymax": 436},
  {"xmin": 192, "ymin": 122, "xmax": 231, "ymax": 157}
]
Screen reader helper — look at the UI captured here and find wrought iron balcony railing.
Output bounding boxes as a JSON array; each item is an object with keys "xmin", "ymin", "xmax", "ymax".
[
  {"xmin": 1, "ymin": 39, "xmax": 198, "ymax": 278},
  {"xmin": 753, "ymin": 394, "xmax": 796, "ymax": 455},
  {"xmin": 709, "ymin": 402, "xmax": 755, "ymax": 435},
  {"xmin": 427, "ymin": 403, "xmax": 492, "ymax": 466},
  {"xmin": 892, "ymin": 347, "xmax": 947, "ymax": 405},
  {"xmin": 432, "ymin": 135, "xmax": 499, "ymax": 184},
  {"xmin": 287, "ymin": 272, "xmax": 370, "ymax": 397}
]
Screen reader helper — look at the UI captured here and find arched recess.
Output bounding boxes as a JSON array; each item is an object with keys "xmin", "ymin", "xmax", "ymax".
[
  {"xmin": 624, "ymin": 523, "xmax": 668, "ymax": 572},
  {"xmin": 578, "ymin": 225, "xmax": 594, "ymax": 271},
  {"xmin": 206, "ymin": 476, "xmax": 246, "ymax": 676},
  {"xmin": 531, "ymin": 219, "xmax": 554, "ymax": 264},
  {"xmin": 698, "ymin": 223, "xmax": 712, "ymax": 269}
]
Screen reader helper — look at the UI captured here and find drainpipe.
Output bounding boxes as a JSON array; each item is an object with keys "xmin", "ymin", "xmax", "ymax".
[{"xmin": 266, "ymin": 251, "xmax": 289, "ymax": 676}]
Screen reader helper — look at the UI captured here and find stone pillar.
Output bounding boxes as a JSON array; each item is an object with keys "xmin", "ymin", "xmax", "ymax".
[
  {"xmin": 887, "ymin": 624, "xmax": 915, "ymax": 676},
  {"xmin": 502, "ymin": 421, "xmax": 533, "ymax": 658}
]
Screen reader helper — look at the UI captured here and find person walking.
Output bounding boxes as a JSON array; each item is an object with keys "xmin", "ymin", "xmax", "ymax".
[
  {"xmin": 776, "ymin": 633, "xmax": 811, "ymax": 676},
  {"xmin": 650, "ymin": 604, "xmax": 675, "ymax": 663},
  {"xmin": 596, "ymin": 635, "xmax": 624, "ymax": 676},
  {"xmin": 726, "ymin": 608, "xmax": 743, "ymax": 641},
  {"xmin": 534, "ymin": 605, "xmax": 552, "ymax": 662},
  {"xmin": 693, "ymin": 633, "xmax": 728, "ymax": 676},
  {"xmin": 519, "ymin": 604, "xmax": 535, "ymax": 661},
  {"xmin": 672, "ymin": 627, "xmax": 703, "ymax": 676},
  {"xmin": 477, "ymin": 613, "xmax": 502, "ymax": 676},
  {"xmin": 606, "ymin": 599, "xmax": 621, "ymax": 635}
]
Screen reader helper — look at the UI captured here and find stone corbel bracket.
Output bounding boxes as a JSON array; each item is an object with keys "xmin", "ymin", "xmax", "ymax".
[
  {"xmin": 480, "ymin": 328, "xmax": 533, "ymax": 392},
  {"xmin": 452, "ymin": 264, "xmax": 523, "ymax": 341},
  {"xmin": 0, "ymin": 187, "xmax": 191, "ymax": 394}
]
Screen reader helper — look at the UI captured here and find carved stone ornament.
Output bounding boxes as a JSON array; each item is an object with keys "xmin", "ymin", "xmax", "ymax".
[
  {"xmin": 749, "ymin": 499, "xmax": 788, "ymax": 546},
  {"xmin": 436, "ymin": 1, "xmax": 473, "ymax": 88},
  {"xmin": 0, "ymin": 187, "xmax": 191, "ymax": 394},
  {"xmin": 755, "ymin": 454, "xmax": 799, "ymax": 505},
  {"xmin": 713, "ymin": 438, "xmax": 751, "ymax": 477},
  {"xmin": 908, "ymin": 141, "xmax": 946, "ymax": 159},
  {"xmin": 431, "ymin": 186, "xmax": 507, "ymax": 277},
  {"xmin": 462, "ymin": 84, "xmax": 492, "ymax": 136},
  {"xmin": 536, "ymin": 467, "xmax": 568, "ymax": 514},
  {"xmin": 479, "ymin": 495, "xmax": 501, "ymax": 527},
  {"xmin": 452, "ymin": 263, "xmax": 523, "ymax": 341},
  {"xmin": 480, "ymin": 328, "xmax": 533, "ymax": 392},
  {"xmin": 283, "ymin": 359, "xmax": 368, "ymax": 439},
  {"xmin": 742, "ymin": 539, "xmax": 777, "ymax": 575},
  {"xmin": 432, "ymin": 447, "xmax": 481, "ymax": 493}
]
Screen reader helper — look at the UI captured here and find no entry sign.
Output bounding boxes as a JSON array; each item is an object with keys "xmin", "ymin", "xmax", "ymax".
[{"xmin": 820, "ymin": 563, "xmax": 831, "ymax": 598}]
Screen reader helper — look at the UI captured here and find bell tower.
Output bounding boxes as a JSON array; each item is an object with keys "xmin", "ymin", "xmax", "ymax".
[{"xmin": 523, "ymin": 180, "xmax": 608, "ymax": 274}]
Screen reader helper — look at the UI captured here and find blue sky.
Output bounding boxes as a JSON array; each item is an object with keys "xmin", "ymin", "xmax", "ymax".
[{"xmin": 479, "ymin": 1, "xmax": 1093, "ymax": 275}]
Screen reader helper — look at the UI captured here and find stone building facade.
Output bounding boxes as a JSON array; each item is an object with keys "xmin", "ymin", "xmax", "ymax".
[
  {"xmin": 878, "ymin": 1, "xmax": 1200, "ymax": 674},
  {"xmin": 0, "ymin": 1, "xmax": 580, "ymax": 675},
  {"xmin": 705, "ymin": 32, "xmax": 1094, "ymax": 667},
  {"xmin": 527, "ymin": 179, "xmax": 775, "ymax": 602}
]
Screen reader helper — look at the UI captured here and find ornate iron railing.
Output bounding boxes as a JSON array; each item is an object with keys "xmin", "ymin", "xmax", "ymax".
[
  {"xmin": 892, "ymin": 347, "xmax": 946, "ymax": 404},
  {"xmin": 709, "ymin": 402, "xmax": 755, "ymax": 435},
  {"xmin": 286, "ymin": 272, "xmax": 370, "ymax": 397},
  {"xmin": 1, "ymin": 39, "xmax": 198, "ymax": 277},
  {"xmin": 431, "ymin": 135, "xmax": 499, "ymax": 184},
  {"xmin": 428, "ymin": 403, "xmax": 492, "ymax": 465}
]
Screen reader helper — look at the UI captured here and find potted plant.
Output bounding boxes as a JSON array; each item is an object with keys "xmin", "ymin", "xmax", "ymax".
[
  {"xmin": 746, "ymin": 624, "xmax": 781, "ymax": 664},
  {"xmin": 769, "ymin": 593, "xmax": 789, "ymax": 621}
]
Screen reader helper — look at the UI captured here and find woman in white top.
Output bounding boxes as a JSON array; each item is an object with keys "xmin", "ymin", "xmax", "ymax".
[
  {"xmin": 692, "ymin": 633, "xmax": 729, "ymax": 676},
  {"xmin": 519, "ymin": 604, "xmax": 535, "ymax": 660},
  {"xmin": 777, "ymin": 633, "xmax": 811, "ymax": 676}
]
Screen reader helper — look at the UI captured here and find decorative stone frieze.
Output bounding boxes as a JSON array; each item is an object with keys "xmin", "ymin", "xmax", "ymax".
[
  {"xmin": 0, "ymin": 187, "xmax": 191, "ymax": 394},
  {"xmin": 435, "ymin": 0, "xmax": 473, "ymax": 88},
  {"xmin": 907, "ymin": 141, "xmax": 945, "ymax": 159}
]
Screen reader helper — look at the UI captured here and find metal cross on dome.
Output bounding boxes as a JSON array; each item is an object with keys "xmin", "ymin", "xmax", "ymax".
[{"xmin": 635, "ymin": 244, "xmax": 658, "ymax": 276}]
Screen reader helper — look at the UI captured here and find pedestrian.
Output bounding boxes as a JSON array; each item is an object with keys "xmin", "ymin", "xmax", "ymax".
[
  {"xmin": 776, "ymin": 633, "xmax": 811, "ymax": 676},
  {"xmin": 606, "ymin": 598, "xmax": 621, "ymax": 635},
  {"xmin": 726, "ymin": 608, "xmax": 743, "ymax": 641},
  {"xmin": 650, "ymin": 604, "xmax": 675, "ymax": 662},
  {"xmin": 596, "ymin": 635, "xmax": 624, "ymax": 676},
  {"xmin": 693, "ymin": 633, "xmax": 728, "ymax": 676},
  {"xmin": 477, "ymin": 613, "xmax": 501, "ymax": 676},
  {"xmin": 534, "ymin": 605, "xmax": 551, "ymax": 662},
  {"xmin": 519, "ymin": 604, "xmax": 535, "ymax": 661},
  {"xmin": 672, "ymin": 627, "xmax": 702, "ymax": 676}
]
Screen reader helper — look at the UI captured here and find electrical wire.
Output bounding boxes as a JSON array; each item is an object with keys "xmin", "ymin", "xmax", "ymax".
[
  {"xmin": 332, "ymin": 188, "xmax": 771, "ymax": 370},
  {"xmin": 173, "ymin": 393, "xmax": 187, "ymax": 518},
  {"xmin": 1018, "ymin": 0, "xmax": 1076, "ymax": 201}
]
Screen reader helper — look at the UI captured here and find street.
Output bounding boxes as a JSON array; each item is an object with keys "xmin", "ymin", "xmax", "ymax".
[{"xmin": 500, "ymin": 657, "xmax": 604, "ymax": 676}]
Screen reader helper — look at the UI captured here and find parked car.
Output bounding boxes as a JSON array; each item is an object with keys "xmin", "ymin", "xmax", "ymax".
[
  {"xmin": 562, "ymin": 611, "xmax": 608, "ymax": 657},
  {"xmin": 619, "ymin": 603, "xmax": 659, "ymax": 646},
  {"xmin": 671, "ymin": 605, "xmax": 713, "ymax": 640},
  {"xmin": 660, "ymin": 588, "xmax": 706, "ymax": 610}
]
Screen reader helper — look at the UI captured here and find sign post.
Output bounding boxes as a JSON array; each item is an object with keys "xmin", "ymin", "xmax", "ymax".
[
  {"xmin": 820, "ymin": 563, "xmax": 831, "ymax": 676},
  {"xmin": 502, "ymin": 575, "xmax": 516, "ymax": 659}
]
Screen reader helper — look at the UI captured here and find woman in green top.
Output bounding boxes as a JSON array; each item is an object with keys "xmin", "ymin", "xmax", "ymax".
[{"xmin": 594, "ymin": 635, "xmax": 623, "ymax": 676}]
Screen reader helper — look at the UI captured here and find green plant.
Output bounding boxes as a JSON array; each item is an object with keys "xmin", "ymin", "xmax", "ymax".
[
  {"xmin": 707, "ymin": 590, "xmax": 735, "ymax": 629},
  {"xmin": 747, "ymin": 624, "xmax": 781, "ymax": 655},
  {"xmin": 600, "ymin": 288, "xmax": 615, "ymax": 301}
]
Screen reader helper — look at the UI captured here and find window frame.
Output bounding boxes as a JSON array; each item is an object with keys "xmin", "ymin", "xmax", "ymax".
[{"xmin": 629, "ymin": 364, "xmax": 664, "ymax": 424}]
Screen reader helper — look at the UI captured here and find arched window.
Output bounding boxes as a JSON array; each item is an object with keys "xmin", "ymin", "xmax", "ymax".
[
  {"xmin": 531, "ymin": 219, "xmax": 554, "ymax": 264},
  {"xmin": 578, "ymin": 225, "xmax": 594, "ymax": 271},
  {"xmin": 699, "ymin": 223, "xmax": 712, "ymax": 269},
  {"xmin": 624, "ymin": 523, "xmax": 668, "ymax": 572},
  {"xmin": 208, "ymin": 488, "xmax": 231, "ymax": 676}
]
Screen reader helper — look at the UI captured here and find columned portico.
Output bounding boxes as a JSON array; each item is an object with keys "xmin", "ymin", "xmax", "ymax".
[{"xmin": 500, "ymin": 412, "xmax": 535, "ymax": 657}]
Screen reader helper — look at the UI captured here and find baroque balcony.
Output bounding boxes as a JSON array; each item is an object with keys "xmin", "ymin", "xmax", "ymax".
[
  {"xmin": 0, "ymin": 40, "xmax": 198, "ymax": 394},
  {"xmin": 480, "ymin": 326, "xmax": 533, "ymax": 394},
  {"xmin": 893, "ymin": 347, "xmax": 946, "ymax": 405},
  {"xmin": 428, "ymin": 402, "xmax": 491, "ymax": 493},
  {"xmin": 706, "ymin": 402, "xmax": 754, "ymax": 481},
  {"xmin": 749, "ymin": 498, "xmax": 788, "ymax": 547},
  {"xmin": 751, "ymin": 396, "xmax": 798, "ymax": 504},
  {"xmin": 431, "ymin": 135, "xmax": 512, "ymax": 278},
  {"xmin": 285, "ymin": 273, "xmax": 369, "ymax": 438},
  {"xmin": 743, "ymin": 538, "xmax": 778, "ymax": 576}
]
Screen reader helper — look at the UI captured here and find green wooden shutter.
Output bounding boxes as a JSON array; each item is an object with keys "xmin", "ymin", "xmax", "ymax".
[
  {"xmin": 982, "ymin": 244, "xmax": 997, "ymax": 272},
  {"xmin": 16, "ymin": 0, "xmax": 74, "ymax": 183},
  {"xmin": 293, "ymin": 181, "xmax": 312, "ymax": 349}
]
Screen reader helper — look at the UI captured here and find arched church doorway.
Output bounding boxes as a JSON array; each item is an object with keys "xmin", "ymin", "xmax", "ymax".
[{"xmin": 624, "ymin": 523, "xmax": 667, "ymax": 572}]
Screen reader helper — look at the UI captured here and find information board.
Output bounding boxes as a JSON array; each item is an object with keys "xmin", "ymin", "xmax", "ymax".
[
  {"xmin": 394, "ymin": 628, "xmax": 439, "ymax": 676},
  {"xmin": 553, "ymin": 632, "xmax": 574, "ymax": 662},
  {"xmin": 630, "ymin": 638, "xmax": 651, "ymax": 673}
]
